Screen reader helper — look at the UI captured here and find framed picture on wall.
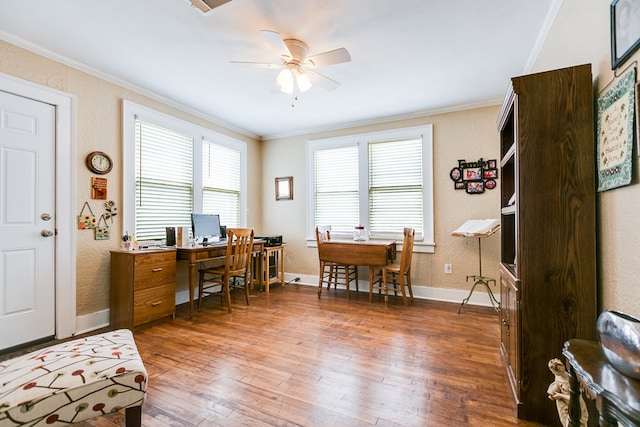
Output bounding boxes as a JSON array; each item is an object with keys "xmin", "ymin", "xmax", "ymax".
[
  {"xmin": 611, "ymin": 0, "xmax": 640, "ymax": 69},
  {"xmin": 275, "ymin": 176, "xmax": 293, "ymax": 200},
  {"xmin": 466, "ymin": 181, "xmax": 485, "ymax": 194}
]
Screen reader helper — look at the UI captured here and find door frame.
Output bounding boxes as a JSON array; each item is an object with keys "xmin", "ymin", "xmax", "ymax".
[{"xmin": 0, "ymin": 71, "xmax": 76, "ymax": 340}]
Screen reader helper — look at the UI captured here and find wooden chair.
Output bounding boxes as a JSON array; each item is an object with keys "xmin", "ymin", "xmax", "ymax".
[
  {"xmin": 315, "ymin": 226, "xmax": 358, "ymax": 299},
  {"xmin": 369, "ymin": 227, "xmax": 415, "ymax": 305},
  {"xmin": 198, "ymin": 228, "xmax": 254, "ymax": 313}
]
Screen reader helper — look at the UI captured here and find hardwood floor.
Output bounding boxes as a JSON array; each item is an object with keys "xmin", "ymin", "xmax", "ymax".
[{"xmin": 8, "ymin": 284, "xmax": 548, "ymax": 426}]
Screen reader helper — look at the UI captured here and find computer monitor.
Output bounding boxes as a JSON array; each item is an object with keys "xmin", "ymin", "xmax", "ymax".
[{"xmin": 191, "ymin": 213, "xmax": 221, "ymax": 245}]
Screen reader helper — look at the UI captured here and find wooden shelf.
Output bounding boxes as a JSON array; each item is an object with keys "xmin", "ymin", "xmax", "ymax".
[
  {"xmin": 501, "ymin": 205, "xmax": 516, "ymax": 215},
  {"xmin": 500, "ymin": 143, "xmax": 516, "ymax": 167}
]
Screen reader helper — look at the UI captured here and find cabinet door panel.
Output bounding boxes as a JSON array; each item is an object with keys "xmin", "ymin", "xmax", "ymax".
[{"xmin": 500, "ymin": 264, "xmax": 521, "ymax": 402}]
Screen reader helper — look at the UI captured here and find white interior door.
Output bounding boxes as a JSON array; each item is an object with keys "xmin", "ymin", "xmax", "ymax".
[{"xmin": 0, "ymin": 90, "xmax": 56, "ymax": 350}]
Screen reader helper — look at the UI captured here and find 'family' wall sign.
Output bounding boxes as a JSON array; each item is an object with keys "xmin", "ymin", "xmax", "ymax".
[{"xmin": 449, "ymin": 158, "xmax": 498, "ymax": 194}]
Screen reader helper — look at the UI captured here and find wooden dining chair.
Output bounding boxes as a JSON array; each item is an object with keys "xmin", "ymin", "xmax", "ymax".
[
  {"xmin": 315, "ymin": 226, "xmax": 358, "ymax": 299},
  {"xmin": 198, "ymin": 228, "xmax": 254, "ymax": 313},
  {"xmin": 369, "ymin": 227, "xmax": 415, "ymax": 305}
]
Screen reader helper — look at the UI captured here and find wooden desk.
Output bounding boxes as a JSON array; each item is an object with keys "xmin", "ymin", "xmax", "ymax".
[
  {"xmin": 319, "ymin": 239, "xmax": 396, "ymax": 267},
  {"xmin": 563, "ymin": 339, "xmax": 640, "ymax": 427},
  {"xmin": 176, "ymin": 240, "xmax": 265, "ymax": 317}
]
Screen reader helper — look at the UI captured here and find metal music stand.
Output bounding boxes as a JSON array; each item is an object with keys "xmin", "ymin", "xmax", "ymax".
[{"xmin": 451, "ymin": 220, "xmax": 501, "ymax": 314}]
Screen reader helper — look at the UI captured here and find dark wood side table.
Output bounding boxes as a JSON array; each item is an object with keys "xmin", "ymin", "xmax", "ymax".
[{"xmin": 563, "ymin": 339, "xmax": 640, "ymax": 427}]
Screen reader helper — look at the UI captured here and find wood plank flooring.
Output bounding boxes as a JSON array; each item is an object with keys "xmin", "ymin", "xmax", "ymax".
[{"xmin": 6, "ymin": 284, "xmax": 548, "ymax": 426}]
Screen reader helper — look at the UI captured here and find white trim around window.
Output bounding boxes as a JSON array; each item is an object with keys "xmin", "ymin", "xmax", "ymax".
[
  {"xmin": 122, "ymin": 100, "xmax": 248, "ymax": 242},
  {"xmin": 306, "ymin": 124, "xmax": 434, "ymax": 253}
]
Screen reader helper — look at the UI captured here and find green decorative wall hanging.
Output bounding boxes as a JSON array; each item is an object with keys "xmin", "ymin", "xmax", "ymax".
[{"xmin": 597, "ymin": 67, "xmax": 635, "ymax": 192}]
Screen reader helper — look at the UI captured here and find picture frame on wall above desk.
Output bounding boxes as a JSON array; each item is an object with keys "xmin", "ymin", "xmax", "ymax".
[{"xmin": 610, "ymin": 0, "xmax": 640, "ymax": 69}]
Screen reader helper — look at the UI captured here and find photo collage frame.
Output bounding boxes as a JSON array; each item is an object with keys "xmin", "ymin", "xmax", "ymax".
[{"xmin": 449, "ymin": 158, "xmax": 498, "ymax": 194}]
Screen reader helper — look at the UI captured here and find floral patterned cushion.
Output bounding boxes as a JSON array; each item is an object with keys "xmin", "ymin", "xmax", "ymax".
[{"xmin": 0, "ymin": 329, "xmax": 147, "ymax": 426}]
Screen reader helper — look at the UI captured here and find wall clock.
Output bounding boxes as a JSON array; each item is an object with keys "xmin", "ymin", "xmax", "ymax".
[{"xmin": 86, "ymin": 151, "xmax": 113, "ymax": 174}]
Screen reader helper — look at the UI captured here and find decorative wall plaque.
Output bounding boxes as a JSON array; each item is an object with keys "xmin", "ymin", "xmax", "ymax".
[
  {"xmin": 91, "ymin": 177, "xmax": 108, "ymax": 199},
  {"xmin": 597, "ymin": 67, "xmax": 635, "ymax": 191}
]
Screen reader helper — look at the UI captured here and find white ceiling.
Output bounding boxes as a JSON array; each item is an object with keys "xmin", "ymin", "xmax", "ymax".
[{"xmin": 0, "ymin": 0, "xmax": 559, "ymax": 139}]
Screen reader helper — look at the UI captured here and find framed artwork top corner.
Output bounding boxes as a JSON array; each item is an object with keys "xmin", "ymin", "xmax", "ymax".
[{"xmin": 611, "ymin": 0, "xmax": 640, "ymax": 69}]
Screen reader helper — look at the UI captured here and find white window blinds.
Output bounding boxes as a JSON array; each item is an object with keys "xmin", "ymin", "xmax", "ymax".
[
  {"xmin": 368, "ymin": 138, "xmax": 423, "ymax": 235},
  {"xmin": 308, "ymin": 125, "xmax": 433, "ymax": 245},
  {"xmin": 202, "ymin": 141, "xmax": 241, "ymax": 228},
  {"xmin": 135, "ymin": 119, "xmax": 193, "ymax": 240},
  {"xmin": 313, "ymin": 145, "xmax": 359, "ymax": 233}
]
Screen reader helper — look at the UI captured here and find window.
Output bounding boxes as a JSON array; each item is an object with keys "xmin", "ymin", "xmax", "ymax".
[
  {"xmin": 313, "ymin": 144, "xmax": 359, "ymax": 230},
  {"xmin": 134, "ymin": 120, "xmax": 193, "ymax": 241},
  {"xmin": 368, "ymin": 138, "xmax": 423, "ymax": 235},
  {"xmin": 202, "ymin": 141, "xmax": 241, "ymax": 227},
  {"xmin": 307, "ymin": 125, "xmax": 434, "ymax": 252},
  {"xmin": 123, "ymin": 101, "xmax": 247, "ymax": 242}
]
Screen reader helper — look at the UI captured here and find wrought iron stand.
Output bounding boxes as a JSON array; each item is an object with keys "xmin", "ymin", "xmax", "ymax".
[{"xmin": 457, "ymin": 236, "xmax": 500, "ymax": 313}]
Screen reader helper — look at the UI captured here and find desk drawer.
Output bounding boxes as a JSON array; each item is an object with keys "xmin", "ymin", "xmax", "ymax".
[
  {"xmin": 193, "ymin": 248, "xmax": 226, "ymax": 262},
  {"xmin": 134, "ymin": 252, "xmax": 176, "ymax": 290},
  {"xmin": 133, "ymin": 283, "xmax": 175, "ymax": 326}
]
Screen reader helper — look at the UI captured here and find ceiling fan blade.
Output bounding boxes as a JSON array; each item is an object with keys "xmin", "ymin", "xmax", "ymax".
[
  {"xmin": 188, "ymin": 0, "xmax": 232, "ymax": 14},
  {"xmin": 229, "ymin": 61, "xmax": 281, "ymax": 69},
  {"xmin": 305, "ymin": 48, "xmax": 351, "ymax": 67},
  {"xmin": 260, "ymin": 30, "xmax": 292, "ymax": 58},
  {"xmin": 306, "ymin": 70, "xmax": 341, "ymax": 91}
]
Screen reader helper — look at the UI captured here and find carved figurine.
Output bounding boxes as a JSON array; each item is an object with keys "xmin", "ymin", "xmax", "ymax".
[{"xmin": 547, "ymin": 358, "xmax": 588, "ymax": 427}]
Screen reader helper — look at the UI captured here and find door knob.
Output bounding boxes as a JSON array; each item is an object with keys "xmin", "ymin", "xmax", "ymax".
[
  {"xmin": 41, "ymin": 230, "xmax": 54, "ymax": 237},
  {"xmin": 41, "ymin": 213, "xmax": 52, "ymax": 221}
]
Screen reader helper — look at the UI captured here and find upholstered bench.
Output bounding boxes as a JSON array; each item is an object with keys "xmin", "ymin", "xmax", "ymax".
[{"xmin": 0, "ymin": 329, "xmax": 147, "ymax": 426}]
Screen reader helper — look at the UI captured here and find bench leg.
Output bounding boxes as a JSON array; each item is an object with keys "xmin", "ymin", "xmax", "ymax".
[{"xmin": 125, "ymin": 405, "xmax": 142, "ymax": 427}]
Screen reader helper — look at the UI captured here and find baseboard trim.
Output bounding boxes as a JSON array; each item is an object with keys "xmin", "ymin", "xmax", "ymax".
[
  {"xmin": 283, "ymin": 273, "xmax": 500, "ymax": 308},
  {"xmin": 75, "ymin": 273, "xmax": 500, "ymax": 334},
  {"xmin": 75, "ymin": 309, "xmax": 109, "ymax": 335}
]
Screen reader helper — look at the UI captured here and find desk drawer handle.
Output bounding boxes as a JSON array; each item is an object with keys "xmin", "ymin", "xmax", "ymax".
[
  {"xmin": 151, "ymin": 301, "xmax": 163, "ymax": 307},
  {"xmin": 152, "ymin": 268, "xmax": 163, "ymax": 272}
]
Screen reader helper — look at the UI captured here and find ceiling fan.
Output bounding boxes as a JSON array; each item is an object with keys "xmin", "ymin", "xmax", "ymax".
[
  {"xmin": 186, "ymin": 0, "xmax": 232, "ymax": 14},
  {"xmin": 231, "ymin": 30, "xmax": 351, "ymax": 95}
]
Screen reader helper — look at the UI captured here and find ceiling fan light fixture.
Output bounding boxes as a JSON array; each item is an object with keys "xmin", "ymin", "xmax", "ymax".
[
  {"xmin": 277, "ymin": 68, "xmax": 294, "ymax": 94},
  {"xmin": 232, "ymin": 30, "xmax": 350, "ymax": 96},
  {"xmin": 296, "ymin": 72, "xmax": 312, "ymax": 92}
]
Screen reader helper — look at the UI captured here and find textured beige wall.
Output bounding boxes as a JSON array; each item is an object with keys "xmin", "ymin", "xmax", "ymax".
[
  {"xmin": 0, "ymin": 40, "xmax": 262, "ymax": 316},
  {"xmin": 533, "ymin": 0, "xmax": 640, "ymax": 317},
  {"xmin": 4, "ymin": 0, "xmax": 633, "ymax": 317},
  {"xmin": 262, "ymin": 106, "xmax": 502, "ymax": 293}
]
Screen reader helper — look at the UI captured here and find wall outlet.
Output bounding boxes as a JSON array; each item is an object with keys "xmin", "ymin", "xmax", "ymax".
[{"xmin": 444, "ymin": 263, "xmax": 452, "ymax": 274}]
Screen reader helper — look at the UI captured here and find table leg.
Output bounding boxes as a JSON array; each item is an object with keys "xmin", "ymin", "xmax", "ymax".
[
  {"xmin": 187, "ymin": 262, "xmax": 196, "ymax": 318},
  {"xmin": 263, "ymin": 251, "xmax": 269, "ymax": 293},
  {"xmin": 566, "ymin": 362, "xmax": 581, "ymax": 427},
  {"xmin": 280, "ymin": 248, "xmax": 285, "ymax": 287}
]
